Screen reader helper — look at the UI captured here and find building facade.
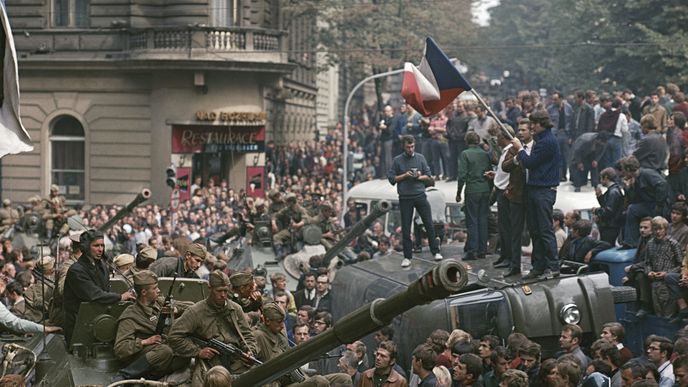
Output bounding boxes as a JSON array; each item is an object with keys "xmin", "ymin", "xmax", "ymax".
[{"xmin": 1, "ymin": 0, "xmax": 318, "ymax": 205}]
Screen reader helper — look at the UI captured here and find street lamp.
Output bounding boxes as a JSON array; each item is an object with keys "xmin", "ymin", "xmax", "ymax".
[{"xmin": 342, "ymin": 68, "xmax": 404, "ymax": 202}]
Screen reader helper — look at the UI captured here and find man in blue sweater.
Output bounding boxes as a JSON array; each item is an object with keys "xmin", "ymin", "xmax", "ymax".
[
  {"xmin": 510, "ymin": 110, "xmax": 563, "ymax": 279},
  {"xmin": 388, "ymin": 135, "xmax": 443, "ymax": 268}
]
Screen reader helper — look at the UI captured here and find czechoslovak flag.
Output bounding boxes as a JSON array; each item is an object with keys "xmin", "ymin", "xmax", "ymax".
[{"xmin": 401, "ymin": 37, "xmax": 472, "ymax": 117}]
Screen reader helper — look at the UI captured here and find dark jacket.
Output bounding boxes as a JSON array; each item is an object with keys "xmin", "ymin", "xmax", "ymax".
[
  {"xmin": 63, "ymin": 255, "xmax": 121, "ymax": 344},
  {"xmin": 634, "ymin": 131, "xmax": 668, "ymax": 171},
  {"xmin": 314, "ymin": 291, "xmax": 331, "ymax": 313},
  {"xmin": 502, "ymin": 146, "xmax": 526, "ymax": 204},
  {"xmin": 293, "ymin": 288, "xmax": 316, "ymax": 309},
  {"xmin": 457, "ymin": 145, "xmax": 493, "ymax": 195},
  {"xmin": 572, "ymin": 102, "xmax": 596, "ymax": 138},
  {"xmin": 518, "ymin": 128, "xmax": 562, "ymax": 187},
  {"xmin": 595, "ymin": 183, "xmax": 625, "ymax": 228},
  {"xmin": 559, "ymin": 236, "xmax": 611, "ymax": 263},
  {"xmin": 625, "ymin": 168, "xmax": 668, "ymax": 209}
]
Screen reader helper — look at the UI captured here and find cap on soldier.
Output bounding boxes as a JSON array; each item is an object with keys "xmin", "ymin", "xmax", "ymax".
[
  {"xmin": 269, "ymin": 189, "xmax": 281, "ymax": 198},
  {"xmin": 38, "ymin": 256, "xmax": 55, "ymax": 271},
  {"xmin": 137, "ymin": 246, "xmax": 158, "ymax": 262},
  {"xmin": 255, "ymin": 198, "xmax": 265, "ymax": 207},
  {"xmin": 114, "ymin": 253, "xmax": 135, "ymax": 268},
  {"xmin": 50, "ymin": 184, "xmax": 59, "ymax": 192},
  {"xmin": 2, "ymin": 199, "xmax": 9, "ymax": 206},
  {"xmin": 230, "ymin": 271, "xmax": 253, "ymax": 287},
  {"xmin": 133, "ymin": 270, "xmax": 158, "ymax": 287},
  {"xmin": 186, "ymin": 243, "xmax": 207, "ymax": 258},
  {"xmin": 262, "ymin": 301, "xmax": 285, "ymax": 321},
  {"xmin": 209, "ymin": 270, "xmax": 231, "ymax": 287},
  {"xmin": 285, "ymin": 193, "xmax": 297, "ymax": 202}
]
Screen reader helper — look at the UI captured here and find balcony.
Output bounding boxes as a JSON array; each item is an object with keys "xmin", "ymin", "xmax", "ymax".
[{"xmin": 14, "ymin": 26, "xmax": 290, "ymax": 72}]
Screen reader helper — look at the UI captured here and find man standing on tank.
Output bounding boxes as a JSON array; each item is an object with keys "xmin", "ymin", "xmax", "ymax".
[
  {"xmin": 388, "ymin": 135, "xmax": 443, "ymax": 268},
  {"xmin": 510, "ymin": 110, "xmax": 563, "ymax": 279}
]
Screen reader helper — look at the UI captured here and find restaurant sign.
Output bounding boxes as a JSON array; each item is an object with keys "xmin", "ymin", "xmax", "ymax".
[{"xmin": 171, "ymin": 125, "xmax": 265, "ymax": 154}]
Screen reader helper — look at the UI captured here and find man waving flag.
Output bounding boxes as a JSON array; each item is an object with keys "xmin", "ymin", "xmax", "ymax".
[
  {"xmin": 0, "ymin": 2, "xmax": 32, "ymax": 159},
  {"xmin": 401, "ymin": 37, "xmax": 472, "ymax": 117}
]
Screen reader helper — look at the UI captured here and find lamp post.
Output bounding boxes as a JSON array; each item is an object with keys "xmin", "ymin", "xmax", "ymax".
[{"xmin": 342, "ymin": 68, "xmax": 404, "ymax": 202}]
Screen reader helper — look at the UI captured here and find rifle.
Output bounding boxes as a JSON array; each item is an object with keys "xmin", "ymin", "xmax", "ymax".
[
  {"xmin": 155, "ymin": 271, "xmax": 178, "ymax": 335},
  {"xmin": 191, "ymin": 336, "xmax": 306, "ymax": 383}
]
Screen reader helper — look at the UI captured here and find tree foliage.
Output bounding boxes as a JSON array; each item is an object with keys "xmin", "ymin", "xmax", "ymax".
[
  {"xmin": 477, "ymin": 0, "xmax": 688, "ymax": 94},
  {"xmin": 284, "ymin": 0, "xmax": 476, "ymax": 112}
]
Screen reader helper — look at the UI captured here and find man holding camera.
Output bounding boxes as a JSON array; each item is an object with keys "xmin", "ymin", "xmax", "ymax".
[{"xmin": 388, "ymin": 135, "xmax": 443, "ymax": 268}]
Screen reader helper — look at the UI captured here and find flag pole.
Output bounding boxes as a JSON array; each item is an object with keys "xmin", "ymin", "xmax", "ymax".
[{"xmin": 470, "ymin": 89, "xmax": 514, "ymax": 140}]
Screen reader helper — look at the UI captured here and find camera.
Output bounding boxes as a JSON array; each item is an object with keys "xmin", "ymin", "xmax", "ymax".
[{"xmin": 410, "ymin": 168, "xmax": 420, "ymax": 178}]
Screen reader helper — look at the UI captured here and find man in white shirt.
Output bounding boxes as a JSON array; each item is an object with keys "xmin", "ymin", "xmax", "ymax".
[
  {"xmin": 646, "ymin": 335, "xmax": 675, "ymax": 387},
  {"xmin": 489, "ymin": 127, "xmax": 515, "ymax": 269}
]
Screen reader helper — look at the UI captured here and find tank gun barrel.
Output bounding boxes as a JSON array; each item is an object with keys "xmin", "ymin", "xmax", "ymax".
[
  {"xmin": 234, "ymin": 259, "xmax": 469, "ymax": 387},
  {"xmin": 322, "ymin": 200, "xmax": 390, "ymax": 267},
  {"xmin": 97, "ymin": 189, "xmax": 151, "ymax": 233}
]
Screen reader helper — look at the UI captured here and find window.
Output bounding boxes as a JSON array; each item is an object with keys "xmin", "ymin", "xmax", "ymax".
[
  {"xmin": 210, "ymin": 0, "xmax": 237, "ymax": 27},
  {"xmin": 50, "ymin": 116, "xmax": 85, "ymax": 202},
  {"xmin": 53, "ymin": 0, "xmax": 89, "ymax": 27}
]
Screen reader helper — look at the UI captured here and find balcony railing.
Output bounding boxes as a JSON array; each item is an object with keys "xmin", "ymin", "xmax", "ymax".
[
  {"xmin": 14, "ymin": 26, "xmax": 284, "ymax": 56},
  {"xmin": 127, "ymin": 27, "xmax": 282, "ymax": 52}
]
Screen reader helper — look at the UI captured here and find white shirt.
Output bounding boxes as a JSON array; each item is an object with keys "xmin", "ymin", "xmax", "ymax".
[
  {"xmin": 613, "ymin": 109, "xmax": 629, "ymax": 138},
  {"xmin": 0, "ymin": 301, "xmax": 44, "ymax": 333},
  {"xmin": 494, "ymin": 144, "xmax": 512, "ymax": 190},
  {"xmin": 658, "ymin": 360, "xmax": 674, "ymax": 387},
  {"xmin": 426, "ymin": 187, "xmax": 446, "ymax": 224}
]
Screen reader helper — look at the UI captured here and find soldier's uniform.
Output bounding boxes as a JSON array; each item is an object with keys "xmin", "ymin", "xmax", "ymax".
[
  {"xmin": 272, "ymin": 194, "xmax": 308, "ymax": 258},
  {"xmin": 0, "ymin": 199, "xmax": 19, "ymax": 234},
  {"xmin": 112, "ymin": 270, "xmax": 190, "ymax": 381},
  {"xmin": 268, "ymin": 190, "xmax": 286, "ymax": 217},
  {"xmin": 149, "ymin": 243, "xmax": 206, "ymax": 279},
  {"xmin": 306, "ymin": 204, "xmax": 340, "ymax": 250},
  {"xmin": 23, "ymin": 256, "xmax": 56, "ymax": 322},
  {"xmin": 113, "ymin": 253, "xmax": 135, "ymax": 283},
  {"xmin": 167, "ymin": 271, "xmax": 258, "ymax": 385},
  {"xmin": 254, "ymin": 302, "xmax": 351, "ymax": 387},
  {"xmin": 228, "ymin": 272, "xmax": 262, "ymax": 314},
  {"xmin": 49, "ymin": 231, "xmax": 82, "ymax": 326}
]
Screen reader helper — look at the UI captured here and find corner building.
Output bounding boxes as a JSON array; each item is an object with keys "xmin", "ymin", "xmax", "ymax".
[{"xmin": 2, "ymin": 0, "xmax": 317, "ymax": 205}]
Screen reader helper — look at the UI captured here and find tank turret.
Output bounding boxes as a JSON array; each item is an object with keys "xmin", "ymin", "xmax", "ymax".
[
  {"xmin": 322, "ymin": 200, "xmax": 390, "ymax": 266},
  {"xmin": 97, "ymin": 188, "xmax": 151, "ymax": 233},
  {"xmin": 234, "ymin": 259, "xmax": 469, "ymax": 387}
]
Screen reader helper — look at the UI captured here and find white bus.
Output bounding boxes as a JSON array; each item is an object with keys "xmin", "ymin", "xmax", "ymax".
[{"xmin": 346, "ymin": 179, "xmax": 601, "ymax": 237}]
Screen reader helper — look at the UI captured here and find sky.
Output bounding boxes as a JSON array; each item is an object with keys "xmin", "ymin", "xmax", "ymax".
[{"xmin": 472, "ymin": 0, "xmax": 499, "ymax": 26}]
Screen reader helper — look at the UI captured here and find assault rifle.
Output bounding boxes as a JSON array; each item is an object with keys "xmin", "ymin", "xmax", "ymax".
[
  {"xmin": 191, "ymin": 336, "xmax": 305, "ymax": 383},
  {"xmin": 154, "ymin": 272, "xmax": 178, "ymax": 335}
]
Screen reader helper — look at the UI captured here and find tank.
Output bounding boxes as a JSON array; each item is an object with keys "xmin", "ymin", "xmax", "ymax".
[
  {"xmin": 233, "ymin": 259, "xmax": 470, "ymax": 387},
  {"xmin": 1, "ymin": 190, "xmax": 154, "ymax": 386},
  {"xmin": 97, "ymin": 188, "xmax": 152, "ymax": 233},
  {"xmin": 284, "ymin": 200, "xmax": 391, "ymax": 278}
]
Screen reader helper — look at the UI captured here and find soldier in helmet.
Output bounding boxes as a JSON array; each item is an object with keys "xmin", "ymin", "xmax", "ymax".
[
  {"xmin": 247, "ymin": 198, "xmax": 271, "ymax": 246},
  {"xmin": 268, "ymin": 190, "xmax": 286, "ymax": 216},
  {"xmin": 167, "ymin": 270, "xmax": 258, "ymax": 385},
  {"xmin": 307, "ymin": 203, "xmax": 340, "ymax": 250},
  {"xmin": 272, "ymin": 193, "xmax": 308, "ymax": 260},
  {"xmin": 229, "ymin": 271, "xmax": 263, "ymax": 314},
  {"xmin": 112, "ymin": 270, "xmax": 190, "ymax": 381},
  {"xmin": 49, "ymin": 230, "xmax": 83, "ymax": 326},
  {"xmin": 0, "ymin": 199, "xmax": 19, "ymax": 234},
  {"xmin": 255, "ymin": 302, "xmax": 351, "ymax": 386},
  {"xmin": 23, "ymin": 255, "xmax": 56, "ymax": 322}
]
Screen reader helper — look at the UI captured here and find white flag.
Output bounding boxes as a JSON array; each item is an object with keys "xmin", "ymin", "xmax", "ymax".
[{"xmin": 0, "ymin": 2, "xmax": 32, "ymax": 159}]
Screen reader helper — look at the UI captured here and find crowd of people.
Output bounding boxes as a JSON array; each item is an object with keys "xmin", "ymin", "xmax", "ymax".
[{"xmin": 0, "ymin": 83, "xmax": 686, "ymax": 386}]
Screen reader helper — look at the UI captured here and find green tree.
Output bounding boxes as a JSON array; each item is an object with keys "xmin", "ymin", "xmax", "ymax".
[{"xmin": 284, "ymin": 0, "xmax": 476, "ymax": 114}]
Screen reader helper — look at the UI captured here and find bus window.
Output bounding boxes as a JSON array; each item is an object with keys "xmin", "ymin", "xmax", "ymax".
[
  {"xmin": 386, "ymin": 203, "xmax": 401, "ymax": 235},
  {"xmin": 449, "ymin": 290, "xmax": 513, "ymax": 340}
]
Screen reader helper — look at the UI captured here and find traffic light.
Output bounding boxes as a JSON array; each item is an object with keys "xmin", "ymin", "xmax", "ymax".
[{"xmin": 166, "ymin": 165, "xmax": 177, "ymax": 188}]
